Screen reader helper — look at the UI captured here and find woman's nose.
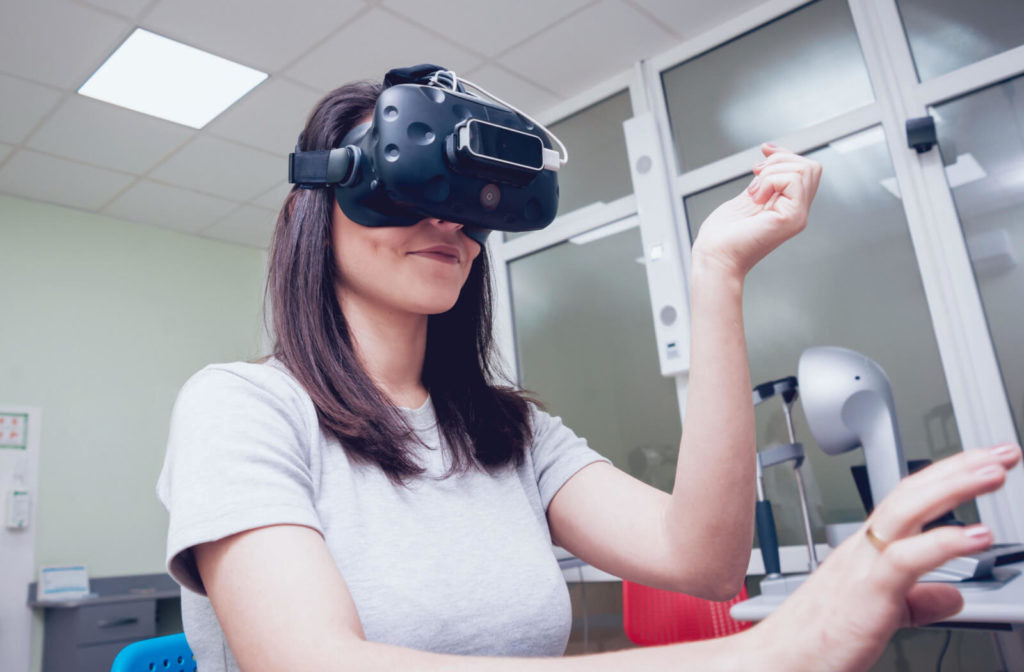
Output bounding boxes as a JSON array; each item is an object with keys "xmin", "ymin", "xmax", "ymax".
[{"xmin": 427, "ymin": 217, "xmax": 463, "ymax": 232}]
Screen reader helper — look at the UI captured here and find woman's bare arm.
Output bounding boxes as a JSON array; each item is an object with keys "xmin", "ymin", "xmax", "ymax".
[
  {"xmin": 194, "ymin": 524, "xmax": 757, "ymax": 671},
  {"xmin": 547, "ymin": 146, "xmax": 822, "ymax": 597},
  {"xmin": 197, "ymin": 444, "xmax": 1019, "ymax": 672}
]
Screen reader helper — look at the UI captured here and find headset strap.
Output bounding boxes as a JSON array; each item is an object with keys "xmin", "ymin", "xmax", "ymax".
[
  {"xmin": 384, "ymin": 63, "xmax": 463, "ymax": 91},
  {"xmin": 288, "ymin": 147, "xmax": 356, "ymax": 187}
]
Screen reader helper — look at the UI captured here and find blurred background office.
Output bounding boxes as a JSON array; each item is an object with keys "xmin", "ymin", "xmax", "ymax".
[{"xmin": 1, "ymin": 1, "xmax": 1023, "ymax": 670}]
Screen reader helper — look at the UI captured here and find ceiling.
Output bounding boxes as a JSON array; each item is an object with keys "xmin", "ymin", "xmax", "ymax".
[{"xmin": 0, "ymin": 0, "xmax": 765, "ymax": 249}]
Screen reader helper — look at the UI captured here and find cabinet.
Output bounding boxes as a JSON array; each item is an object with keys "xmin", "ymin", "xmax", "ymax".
[{"xmin": 28, "ymin": 574, "xmax": 180, "ymax": 672}]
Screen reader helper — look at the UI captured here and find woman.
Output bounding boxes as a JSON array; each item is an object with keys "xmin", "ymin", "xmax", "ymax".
[{"xmin": 158, "ymin": 78, "xmax": 1020, "ymax": 671}]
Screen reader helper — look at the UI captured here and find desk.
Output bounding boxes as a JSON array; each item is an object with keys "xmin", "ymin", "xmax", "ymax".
[
  {"xmin": 730, "ymin": 562, "xmax": 1024, "ymax": 626},
  {"xmin": 28, "ymin": 573, "xmax": 181, "ymax": 672},
  {"xmin": 731, "ymin": 561, "xmax": 1024, "ymax": 668}
]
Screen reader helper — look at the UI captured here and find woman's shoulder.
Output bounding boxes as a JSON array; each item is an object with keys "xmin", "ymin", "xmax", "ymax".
[{"xmin": 177, "ymin": 357, "xmax": 313, "ymax": 415}]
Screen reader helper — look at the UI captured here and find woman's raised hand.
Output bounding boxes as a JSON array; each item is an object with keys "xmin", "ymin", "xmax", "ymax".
[
  {"xmin": 745, "ymin": 443, "xmax": 1022, "ymax": 672},
  {"xmin": 691, "ymin": 143, "xmax": 822, "ymax": 279}
]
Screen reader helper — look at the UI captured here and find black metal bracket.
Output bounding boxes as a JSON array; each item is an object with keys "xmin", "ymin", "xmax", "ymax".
[{"xmin": 906, "ymin": 115, "xmax": 937, "ymax": 153}]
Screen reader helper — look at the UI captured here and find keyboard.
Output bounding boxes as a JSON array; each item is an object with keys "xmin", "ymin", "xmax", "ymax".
[{"xmin": 918, "ymin": 543, "xmax": 1024, "ymax": 582}]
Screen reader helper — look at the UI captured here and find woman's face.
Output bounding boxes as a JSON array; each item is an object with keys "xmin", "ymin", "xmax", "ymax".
[{"xmin": 331, "ymin": 202, "xmax": 483, "ymax": 316}]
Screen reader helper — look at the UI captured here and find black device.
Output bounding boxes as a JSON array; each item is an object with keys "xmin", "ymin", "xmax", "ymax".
[
  {"xmin": 288, "ymin": 64, "xmax": 563, "ymax": 244},
  {"xmin": 906, "ymin": 115, "xmax": 937, "ymax": 153}
]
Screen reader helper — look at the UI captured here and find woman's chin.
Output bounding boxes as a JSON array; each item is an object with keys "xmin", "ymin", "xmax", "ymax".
[{"xmin": 403, "ymin": 294, "xmax": 460, "ymax": 316}]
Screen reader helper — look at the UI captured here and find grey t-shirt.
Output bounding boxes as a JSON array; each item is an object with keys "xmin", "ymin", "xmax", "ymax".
[{"xmin": 156, "ymin": 360, "xmax": 608, "ymax": 670}]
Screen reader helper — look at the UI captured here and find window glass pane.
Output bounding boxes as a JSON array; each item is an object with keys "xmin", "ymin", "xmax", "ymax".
[
  {"xmin": 897, "ymin": 0, "xmax": 1024, "ymax": 81},
  {"xmin": 662, "ymin": 0, "xmax": 874, "ymax": 172},
  {"xmin": 935, "ymin": 75, "xmax": 1024, "ymax": 440},
  {"xmin": 508, "ymin": 226, "xmax": 681, "ymax": 489},
  {"xmin": 684, "ymin": 129, "xmax": 978, "ymax": 549},
  {"xmin": 505, "ymin": 91, "xmax": 633, "ymax": 241}
]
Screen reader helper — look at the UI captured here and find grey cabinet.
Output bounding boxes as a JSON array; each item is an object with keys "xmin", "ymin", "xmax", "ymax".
[{"xmin": 28, "ymin": 574, "xmax": 180, "ymax": 672}]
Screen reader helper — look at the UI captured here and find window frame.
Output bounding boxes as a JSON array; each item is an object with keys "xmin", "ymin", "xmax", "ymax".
[{"xmin": 489, "ymin": 0, "xmax": 1024, "ymax": 581}]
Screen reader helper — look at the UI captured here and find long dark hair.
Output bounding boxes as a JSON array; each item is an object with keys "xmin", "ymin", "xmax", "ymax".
[{"xmin": 267, "ymin": 80, "xmax": 534, "ymax": 483}]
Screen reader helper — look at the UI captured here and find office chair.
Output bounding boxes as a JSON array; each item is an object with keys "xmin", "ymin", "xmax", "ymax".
[
  {"xmin": 622, "ymin": 581, "xmax": 752, "ymax": 645},
  {"xmin": 110, "ymin": 633, "xmax": 196, "ymax": 672}
]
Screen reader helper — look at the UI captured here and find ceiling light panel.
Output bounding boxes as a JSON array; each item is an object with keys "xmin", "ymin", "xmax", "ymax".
[{"xmin": 78, "ymin": 28, "xmax": 267, "ymax": 129}]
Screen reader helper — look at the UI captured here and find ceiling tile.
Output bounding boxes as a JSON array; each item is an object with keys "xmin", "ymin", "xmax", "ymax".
[
  {"xmin": 285, "ymin": 8, "xmax": 482, "ymax": 91},
  {"xmin": 26, "ymin": 95, "xmax": 194, "ymax": 174},
  {"xmin": 380, "ymin": 0, "xmax": 591, "ymax": 57},
  {"xmin": 631, "ymin": 0, "xmax": 765, "ymax": 39},
  {"xmin": 0, "ymin": 149, "xmax": 134, "ymax": 211},
  {"xmin": 206, "ymin": 78, "xmax": 325, "ymax": 156},
  {"xmin": 0, "ymin": 74, "xmax": 64, "ymax": 144},
  {"xmin": 202, "ymin": 205, "xmax": 278, "ymax": 249},
  {"xmin": 103, "ymin": 179, "xmax": 238, "ymax": 233},
  {"xmin": 253, "ymin": 181, "xmax": 292, "ymax": 211},
  {"xmin": 0, "ymin": 0, "xmax": 131, "ymax": 89},
  {"xmin": 148, "ymin": 136, "xmax": 283, "ymax": 202},
  {"xmin": 501, "ymin": 0, "xmax": 676, "ymax": 94},
  {"xmin": 460, "ymin": 64, "xmax": 560, "ymax": 118},
  {"xmin": 143, "ymin": 0, "xmax": 368, "ymax": 73},
  {"xmin": 79, "ymin": 0, "xmax": 153, "ymax": 19}
]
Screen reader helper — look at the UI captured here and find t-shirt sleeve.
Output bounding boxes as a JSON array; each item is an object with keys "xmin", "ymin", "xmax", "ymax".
[
  {"xmin": 529, "ymin": 406, "xmax": 610, "ymax": 512},
  {"xmin": 156, "ymin": 364, "xmax": 322, "ymax": 595}
]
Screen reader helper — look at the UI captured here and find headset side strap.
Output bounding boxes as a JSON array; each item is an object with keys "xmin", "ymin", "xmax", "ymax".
[{"xmin": 288, "ymin": 148, "xmax": 356, "ymax": 187}]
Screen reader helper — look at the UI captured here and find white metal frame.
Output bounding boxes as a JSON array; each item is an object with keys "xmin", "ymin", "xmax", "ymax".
[
  {"xmin": 850, "ymin": 0, "xmax": 1024, "ymax": 542},
  {"xmin": 491, "ymin": 0, "xmax": 1024, "ymax": 573}
]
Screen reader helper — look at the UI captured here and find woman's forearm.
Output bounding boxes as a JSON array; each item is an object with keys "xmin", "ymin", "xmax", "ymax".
[
  {"xmin": 310, "ymin": 627, "xmax": 771, "ymax": 672},
  {"xmin": 663, "ymin": 252, "xmax": 757, "ymax": 594}
]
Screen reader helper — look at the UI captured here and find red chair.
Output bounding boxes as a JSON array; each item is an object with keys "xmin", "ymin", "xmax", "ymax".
[{"xmin": 622, "ymin": 581, "xmax": 752, "ymax": 645}]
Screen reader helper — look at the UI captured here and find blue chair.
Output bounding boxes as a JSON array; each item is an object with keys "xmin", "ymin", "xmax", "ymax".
[{"xmin": 110, "ymin": 633, "xmax": 196, "ymax": 672}]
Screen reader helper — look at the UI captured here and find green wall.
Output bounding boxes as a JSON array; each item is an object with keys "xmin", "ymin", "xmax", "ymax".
[{"xmin": 0, "ymin": 195, "xmax": 267, "ymax": 670}]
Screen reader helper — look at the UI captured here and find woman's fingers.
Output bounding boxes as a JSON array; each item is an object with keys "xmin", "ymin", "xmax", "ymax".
[
  {"xmin": 748, "ymin": 150, "xmax": 822, "ymax": 209},
  {"xmin": 901, "ymin": 442, "xmax": 1020, "ymax": 487},
  {"xmin": 871, "ymin": 524, "xmax": 994, "ymax": 595},
  {"xmin": 869, "ymin": 444, "xmax": 1020, "ymax": 540},
  {"xmin": 754, "ymin": 444, "xmax": 1018, "ymax": 672},
  {"xmin": 748, "ymin": 171, "xmax": 809, "ymax": 208},
  {"xmin": 903, "ymin": 583, "xmax": 964, "ymax": 627}
]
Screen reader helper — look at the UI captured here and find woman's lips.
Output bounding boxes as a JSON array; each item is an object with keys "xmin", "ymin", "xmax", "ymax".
[{"xmin": 410, "ymin": 245, "xmax": 460, "ymax": 265}]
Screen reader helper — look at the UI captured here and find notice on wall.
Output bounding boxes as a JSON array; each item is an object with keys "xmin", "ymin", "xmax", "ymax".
[
  {"xmin": 0, "ymin": 405, "xmax": 39, "ymax": 672},
  {"xmin": 0, "ymin": 413, "xmax": 28, "ymax": 449}
]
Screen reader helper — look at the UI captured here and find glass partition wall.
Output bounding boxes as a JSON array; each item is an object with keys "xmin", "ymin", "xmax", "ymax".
[
  {"xmin": 933, "ymin": 75, "xmax": 1024, "ymax": 440},
  {"xmin": 490, "ymin": 0, "xmax": 1024, "ymax": 664}
]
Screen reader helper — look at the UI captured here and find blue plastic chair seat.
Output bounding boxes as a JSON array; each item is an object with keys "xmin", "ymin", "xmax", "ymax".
[{"xmin": 110, "ymin": 633, "xmax": 196, "ymax": 672}]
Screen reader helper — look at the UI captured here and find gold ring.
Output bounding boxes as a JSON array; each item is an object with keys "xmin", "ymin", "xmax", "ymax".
[{"xmin": 865, "ymin": 525, "xmax": 889, "ymax": 553}]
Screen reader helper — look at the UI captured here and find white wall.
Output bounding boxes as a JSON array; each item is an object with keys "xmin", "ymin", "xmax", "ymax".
[{"xmin": 0, "ymin": 194, "xmax": 267, "ymax": 672}]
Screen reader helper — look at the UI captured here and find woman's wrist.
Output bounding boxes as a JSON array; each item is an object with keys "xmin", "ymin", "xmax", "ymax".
[
  {"xmin": 727, "ymin": 621, "xmax": 804, "ymax": 672},
  {"xmin": 689, "ymin": 247, "xmax": 745, "ymax": 300},
  {"xmin": 658, "ymin": 625, "xmax": 794, "ymax": 672}
]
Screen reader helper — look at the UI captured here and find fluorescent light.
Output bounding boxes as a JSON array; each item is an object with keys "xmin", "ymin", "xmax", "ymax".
[
  {"xmin": 78, "ymin": 28, "xmax": 267, "ymax": 129},
  {"xmin": 966, "ymin": 228, "xmax": 1017, "ymax": 278},
  {"xmin": 879, "ymin": 176, "xmax": 900, "ymax": 199},
  {"xmin": 878, "ymin": 153, "xmax": 987, "ymax": 199},
  {"xmin": 568, "ymin": 215, "xmax": 639, "ymax": 245},
  {"xmin": 945, "ymin": 153, "xmax": 987, "ymax": 188}
]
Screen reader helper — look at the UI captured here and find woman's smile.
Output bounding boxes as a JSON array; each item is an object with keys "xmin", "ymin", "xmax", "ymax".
[{"xmin": 408, "ymin": 244, "xmax": 461, "ymax": 265}]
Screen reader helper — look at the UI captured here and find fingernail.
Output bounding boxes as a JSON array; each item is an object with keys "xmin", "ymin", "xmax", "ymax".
[
  {"xmin": 991, "ymin": 443, "xmax": 1020, "ymax": 457},
  {"xmin": 764, "ymin": 142, "xmax": 777, "ymax": 149},
  {"xmin": 975, "ymin": 465, "xmax": 1003, "ymax": 479},
  {"xmin": 747, "ymin": 177, "xmax": 760, "ymax": 194},
  {"xmin": 965, "ymin": 525, "xmax": 991, "ymax": 539}
]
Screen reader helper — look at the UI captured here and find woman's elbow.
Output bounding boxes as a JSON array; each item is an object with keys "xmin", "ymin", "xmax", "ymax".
[
  {"xmin": 705, "ymin": 573, "xmax": 746, "ymax": 602},
  {"xmin": 670, "ymin": 562, "xmax": 747, "ymax": 601}
]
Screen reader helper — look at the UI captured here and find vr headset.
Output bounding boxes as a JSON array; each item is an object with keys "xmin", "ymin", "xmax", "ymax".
[{"xmin": 288, "ymin": 64, "xmax": 566, "ymax": 244}]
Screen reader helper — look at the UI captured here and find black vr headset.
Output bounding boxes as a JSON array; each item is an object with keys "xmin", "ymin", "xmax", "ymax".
[{"xmin": 288, "ymin": 64, "xmax": 566, "ymax": 244}]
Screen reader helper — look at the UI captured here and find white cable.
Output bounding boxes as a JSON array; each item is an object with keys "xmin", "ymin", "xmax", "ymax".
[{"xmin": 428, "ymin": 69, "xmax": 569, "ymax": 169}]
